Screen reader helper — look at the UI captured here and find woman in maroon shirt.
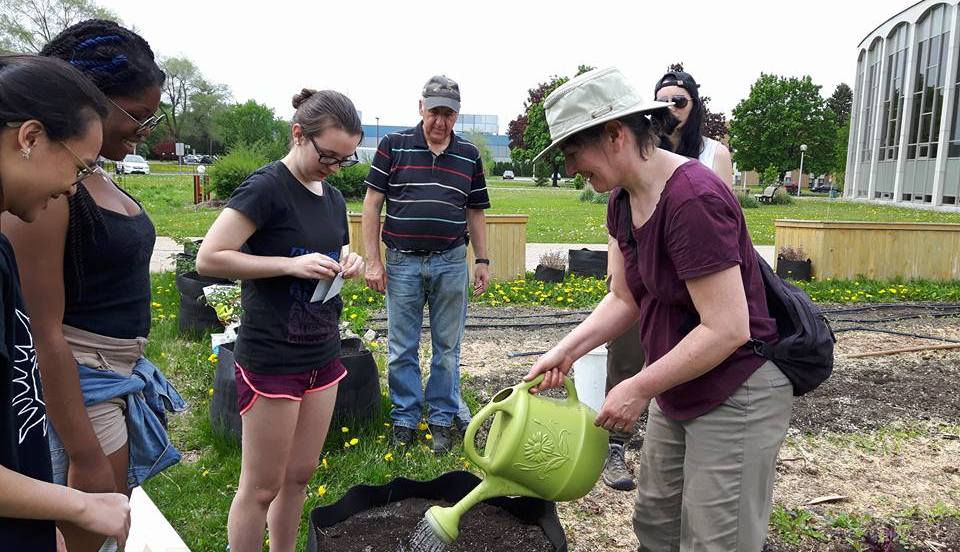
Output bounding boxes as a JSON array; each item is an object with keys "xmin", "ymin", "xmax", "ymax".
[{"xmin": 526, "ymin": 67, "xmax": 792, "ymax": 551}]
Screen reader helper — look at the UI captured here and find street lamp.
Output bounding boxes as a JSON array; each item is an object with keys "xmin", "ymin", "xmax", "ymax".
[
  {"xmin": 375, "ymin": 116, "xmax": 380, "ymax": 146},
  {"xmin": 797, "ymin": 144, "xmax": 808, "ymax": 197}
]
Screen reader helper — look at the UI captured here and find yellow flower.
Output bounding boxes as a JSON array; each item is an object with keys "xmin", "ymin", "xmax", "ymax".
[
  {"xmin": 321, "ymin": 458, "xmax": 329, "ymax": 469},
  {"xmin": 151, "ymin": 302, "xmax": 161, "ymax": 308},
  {"xmin": 350, "ymin": 313, "xmax": 357, "ymax": 319},
  {"xmin": 349, "ymin": 438, "xmax": 359, "ymax": 446},
  {"xmin": 343, "ymin": 441, "xmax": 351, "ymax": 448},
  {"xmin": 341, "ymin": 427, "xmax": 349, "ymax": 433},
  {"xmin": 384, "ymin": 452, "xmax": 394, "ymax": 461},
  {"xmin": 418, "ymin": 422, "xmax": 428, "ymax": 431},
  {"xmin": 425, "ymin": 433, "xmax": 433, "ymax": 441},
  {"xmin": 208, "ymin": 353, "xmax": 217, "ymax": 363},
  {"xmin": 207, "ymin": 388, "xmax": 214, "ymax": 397},
  {"xmin": 316, "ymin": 485, "xmax": 327, "ymax": 497},
  {"xmin": 201, "ymin": 469, "xmax": 209, "ymax": 477},
  {"xmin": 351, "ymin": 294, "xmax": 358, "ymax": 300}
]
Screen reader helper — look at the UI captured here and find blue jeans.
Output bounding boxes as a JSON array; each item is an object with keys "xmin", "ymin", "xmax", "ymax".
[{"xmin": 386, "ymin": 245, "xmax": 471, "ymax": 429}]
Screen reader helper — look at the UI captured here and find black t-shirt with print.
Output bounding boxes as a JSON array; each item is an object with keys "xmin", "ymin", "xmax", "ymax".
[
  {"xmin": 0, "ymin": 234, "xmax": 55, "ymax": 551},
  {"xmin": 228, "ymin": 162, "xmax": 350, "ymax": 374}
]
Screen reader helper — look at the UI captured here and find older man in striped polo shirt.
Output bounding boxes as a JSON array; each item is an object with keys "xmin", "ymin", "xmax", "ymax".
[{"xmin": 361, "ymin": 75, "xmax": 490, "ymax": 453}]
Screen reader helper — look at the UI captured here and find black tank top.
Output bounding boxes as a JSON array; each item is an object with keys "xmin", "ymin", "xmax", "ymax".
[{"xmin": 63, "ymin": 183, "xmax": 156, "ymax": 339}]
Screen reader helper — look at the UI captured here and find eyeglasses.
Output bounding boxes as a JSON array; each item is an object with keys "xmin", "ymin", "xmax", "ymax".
[
  {"xmin": 108, "ymin": 98, "xmax": 166, "ymax": 135},
  {"xmin": 4, "ymin": 121, "xmax": 102, "ymax": 184},
  {"xmin": 309, "ymin": 136, "xmax": 359, "ymax": 168},
  {"xmin": 59, "ymin": 140, "xmax": 104, "ymax": 184},
  {"xmin": 656, "ymin": 95, "xmax": 690, "ymax": 109}
]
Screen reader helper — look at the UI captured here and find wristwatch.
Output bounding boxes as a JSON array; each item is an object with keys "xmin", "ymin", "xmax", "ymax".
[{"xmin": 474, "ymin": 258, "xmax": 490, "ymax": 265}]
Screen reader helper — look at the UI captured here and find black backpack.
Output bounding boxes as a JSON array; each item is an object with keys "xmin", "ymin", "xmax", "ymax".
[
  {"xmin": 749, "ymin": 253, "xmax": 835, "ymax": 396},
  {"xmin": 614, "ymin": 189, "xmax": 835, "ymax": 396}
]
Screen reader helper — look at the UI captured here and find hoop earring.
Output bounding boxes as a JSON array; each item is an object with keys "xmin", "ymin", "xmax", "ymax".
[{"xmin": 20, "ymin": 147, "xmax": 32, "ymax": 160}]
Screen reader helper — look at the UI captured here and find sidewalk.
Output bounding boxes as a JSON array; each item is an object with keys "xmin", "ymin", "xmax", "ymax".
[{"xmin": 152, "ymin": 238, "xmax": 776, "ymax": 274}]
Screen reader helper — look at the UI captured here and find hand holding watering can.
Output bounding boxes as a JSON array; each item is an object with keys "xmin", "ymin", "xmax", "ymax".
[{"xmin": 524, "ymin": 344, "xmax": 651, "ymax": 434}]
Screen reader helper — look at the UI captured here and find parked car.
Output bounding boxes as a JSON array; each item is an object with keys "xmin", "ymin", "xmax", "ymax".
[
  {"xmin": 182, "ymin": 154, "xmax": 200, "ymax": 164},
  {"xmin": 116, "ymin": 154, "xmax": 150, "ymax": 175},
  {"xmin": 198, "ymin": 155, "xmax": 215, "ymax": 164},
  {"xmin": 502, "ymin": 170, "xmax": 515, "ymax": 180},
  {"xmin": 810, "ymin": 183, "xmax": 834, "ymax": 193}
]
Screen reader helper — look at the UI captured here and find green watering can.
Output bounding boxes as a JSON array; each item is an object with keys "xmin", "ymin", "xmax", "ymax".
[{"xmin": 424, "ymin": 374, "xmax": 608, "ymax": 543}]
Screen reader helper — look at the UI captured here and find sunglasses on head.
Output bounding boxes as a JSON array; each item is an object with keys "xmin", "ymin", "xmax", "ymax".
[{"xmin": 656, "ymin": 95, "xmax": 690, "ymax": 109}]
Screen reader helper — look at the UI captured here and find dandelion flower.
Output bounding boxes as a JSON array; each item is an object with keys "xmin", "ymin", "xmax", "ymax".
[
  {"xmin": 349, "ymin": 438, "xmax": 359, "ymax": 446},
  {"xmin": 208, "ymin": 353, "xmax": 218, "ymax": 363},
  {"xmin": 384, "ymin": 452, "xmax": 394, "ymax": 461},
  {"xmin": 425, "ymin": 433, "xmax": 433, "ymax": 441},
  {"xmin": 341, "ymin": 427, "xmax": 349, "ymax": 433},
  {"xmin": 316, "ymin": 485, "xmax": 327, "ymax": 497}
]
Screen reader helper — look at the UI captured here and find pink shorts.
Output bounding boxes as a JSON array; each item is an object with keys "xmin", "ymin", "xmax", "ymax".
[{"xmin": 235, "ymin": 358, "xmax": 347, "ymax": 415}]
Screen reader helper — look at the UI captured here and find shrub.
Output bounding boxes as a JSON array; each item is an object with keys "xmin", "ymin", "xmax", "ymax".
[
  {"xmin": 736, "ymin": 191, "xmax": 760, "ymax": 208},
  {"xmin": 534, "ymin": 174, "xmax": 549, "ymax": 187},
  {"xmin": 770, "ymin": 191, "xmax": 795, "ymax": 205},
  {"xmin": 208, "ymin": 146, "xmax": 267, "ymax": 199},
  {"xmin": 572, "ymin": 174, "xmax": 586, "ymax": 190},
  {"xmin": 760, "ymin": 164, "xmax": 780, "ymax": 186},
  {"xmin": 579, "ymin": 188, "xmax": 609, "ymax": 204},
  {"xmin": 326, "ymin": 163, "xmax": 370, "ymax": 199}
]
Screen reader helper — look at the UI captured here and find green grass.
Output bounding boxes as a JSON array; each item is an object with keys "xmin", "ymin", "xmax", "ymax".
[{"xmin": 118, "ymin": 173, "xmax": 960, "ymax": 245}]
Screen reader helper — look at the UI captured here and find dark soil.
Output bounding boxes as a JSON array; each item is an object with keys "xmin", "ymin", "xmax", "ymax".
[
  {"xmin": 763, "ymin": 515, "xmax": 960, "ymax": 551},
  {"xmin": 313, "ymin": 498, "xmax": 554, "ymax": 552}
]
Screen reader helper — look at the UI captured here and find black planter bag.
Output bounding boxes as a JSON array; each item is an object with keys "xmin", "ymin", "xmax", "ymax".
[{"xmin": 750, "ymin": 253, "xmax": 836, "ymax": 396}]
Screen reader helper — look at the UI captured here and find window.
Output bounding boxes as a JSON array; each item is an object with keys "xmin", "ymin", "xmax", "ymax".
[
  {"xmin": 879, "ymin": 25, "xmax": 910, "ymax": 161},
  {"xmin": 907, "ymin": 4, "xmax": 952, "ymax": 160},
  {"xmin": 860, "ymin": 40, "xmax": 882, "ymax": 163}
]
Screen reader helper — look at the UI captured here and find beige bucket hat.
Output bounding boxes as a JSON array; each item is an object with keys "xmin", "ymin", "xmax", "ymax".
[{"xmin": 532, "ymin": 67, "xmax": 671, "ymax": 165}]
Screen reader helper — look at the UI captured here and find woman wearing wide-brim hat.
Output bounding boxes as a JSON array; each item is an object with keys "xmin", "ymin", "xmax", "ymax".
[{"xmin": 524, "ymin": 67, "xmax": 792, "ymax": 551}]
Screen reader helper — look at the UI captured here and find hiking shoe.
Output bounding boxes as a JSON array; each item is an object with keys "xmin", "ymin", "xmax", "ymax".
[
  {"xmin": 602, "ymin": 443, "xmax": 636, "ymax": 491},
  {"xmin": 391, "ymin": 425, "xmax": 417, "ymax": 447},
  {"xmin": 427, "ymin": 424, "xmax": 453, "ymax": 454}
]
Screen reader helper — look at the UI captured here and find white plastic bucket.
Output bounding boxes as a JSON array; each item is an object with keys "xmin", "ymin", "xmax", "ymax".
[{"xmin": 572, "ymin": 345, "xmax": 607, "ymax": 412}]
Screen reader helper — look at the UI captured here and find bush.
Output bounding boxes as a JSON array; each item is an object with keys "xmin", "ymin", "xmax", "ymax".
[
  {"xmin": 579, "ymin": 188, "xmax": 609, "ymax": 204},
  {"xmin": 534, "ymin": 174, "xmax": 549, "ymax": 187},
  {"xmin": 760, "ymin": 164, "xmax": 779, "ymax": 186},
  {"xmin": 770, "ymin": 191, "xmax": 795, "ymax": 205},
  {"xmin": 736, "ymin": 192, "xmax": 760, "ymax": 208},
  {"xmin": 208, "ymin": 146, "xmax": 268, "ymax": 199},
  {"xmin": 326, "ymin": 163, "xmax": 370, "ymax": 199},
  {"xmin": 572, "ymin": 174, "xmax": 586, "ymax": 190}
]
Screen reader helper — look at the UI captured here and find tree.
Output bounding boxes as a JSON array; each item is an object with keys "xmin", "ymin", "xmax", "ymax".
[
  {"xmin": 159, "ymin": 56, "xmax": 200, "ymax": 141},
  {"xmin": 181, "ymin": 78, "xmax": 231, "ymax": 154},
  {"xmin": 465, "ymin": 131, "xmax": 494, "ymax": 176},
  {"xmin": 826, "ymin": 83, "xmax": 853, "ymax": 126},
  {"xmin": 213, "ymin": 100, "xmax": 289, "ymax": 161},
  {"xmin": 0, "ymin": 0, "xmax": 117, "ymax": 53},
  {"xmin": 508, "ymin": 65, "xmax": 594, "ymax": 187},
  {"xmin": 729, "ymin": 74, "xmax": 838, "ymax": 179}
]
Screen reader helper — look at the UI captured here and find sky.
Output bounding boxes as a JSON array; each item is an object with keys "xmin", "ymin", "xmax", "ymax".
[{"xmin": 98, "ymin": 0, "xmax": 915, "ymax": 133}]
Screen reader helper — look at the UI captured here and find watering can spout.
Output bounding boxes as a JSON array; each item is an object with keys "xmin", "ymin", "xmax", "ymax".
[{"xmin": 424, "ymin": 374, "xmax": 608, "ymax": 543}]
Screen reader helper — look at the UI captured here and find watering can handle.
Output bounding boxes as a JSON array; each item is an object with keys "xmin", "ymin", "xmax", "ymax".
[
  {"xmin": 515, "ymin": 371, "xmax": 580, "ymax": 403},
  {"xmin": 463, "ymin": 392, "xmax": 512, "ymax": 473}
]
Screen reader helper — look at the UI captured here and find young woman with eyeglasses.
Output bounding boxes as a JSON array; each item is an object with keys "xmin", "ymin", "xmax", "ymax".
[
  {"xmin": 654, "ymin": 70, "xmax": 734, "ymax": 187},
  {"xmin": 2, "ymin": 19, "xmax": 178, "ymax": 552},
  {"xmin": 0, "ymin": 54, "xmax": 134, "ymax": 552},
  {"xmin": 196, "ymin": 88, "xmax": 364, "ymax": 552}
]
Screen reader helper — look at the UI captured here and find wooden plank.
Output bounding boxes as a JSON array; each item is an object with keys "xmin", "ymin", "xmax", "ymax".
[
  {"xmin": 774, "ymin": 220, "xmax": 960, "ymax": 280},
  {"xmin": 346, "ymin": 213, "xmax": 528, "ymax": 282}
]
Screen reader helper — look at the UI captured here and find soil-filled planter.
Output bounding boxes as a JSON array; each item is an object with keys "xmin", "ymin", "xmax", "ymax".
[
  {"xmin": 568, "ymin": 248, "xmax": 607, "ymax": 279},
  {"xmin": 210, "ymin": 342, "xmax": 241, "ymax": 439},
  {"xmin": 209, "ymin": 338, "xmax": 380, "ymax": 441},
  {"xmin": 176, "ymin": 271, "xmax": 231, "ymax": 335},
  {"xmin": 333, "ymin": 338, "xmax": 381, "ymax": 426},
  {"xmin": 776, "ymin": 256, "xmax": 812, "ymax": 281},
  {"xmin": 306, "ymin": 471, "xmax": 567, "ymax": 552},
  {"xmin": 534, "ymin": 264, "xmax": 565, "ymax": 283}
]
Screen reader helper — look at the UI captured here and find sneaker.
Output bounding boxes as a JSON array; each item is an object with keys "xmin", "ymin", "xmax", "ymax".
[
  {"xmin": 391, "ymin": 425, "xmax": 416, "ymax": 447},
  {"xmin": 427, "ymin": 424, "xmax": 453, "ymax": 454},
  {"xmin": 601, "ymin": 443, "xmax": 636, "ymax": 491}
]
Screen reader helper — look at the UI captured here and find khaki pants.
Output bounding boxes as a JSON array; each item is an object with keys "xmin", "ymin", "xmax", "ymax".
[
  {"xmin": 633, "ymin": 361, "xmax": 793, "ymax": 552},
  {"xmin": 606, "ymin": 319, "xmax": 644, "ymax": 444}
]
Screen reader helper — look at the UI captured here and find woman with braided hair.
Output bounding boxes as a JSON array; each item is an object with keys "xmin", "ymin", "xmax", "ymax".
[{"xmin": 3, "ymin": 19, "xmax": 181, "ymax": 552}]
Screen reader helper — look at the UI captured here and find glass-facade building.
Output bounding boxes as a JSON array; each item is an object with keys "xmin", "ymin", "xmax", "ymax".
[
  {"xmin": 357, "ymin": 113, "xmax": 510, "ymax": 162},
  {"xmin": 847, "ymin": 0, "xmax": 960, "ymax": 207}
]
